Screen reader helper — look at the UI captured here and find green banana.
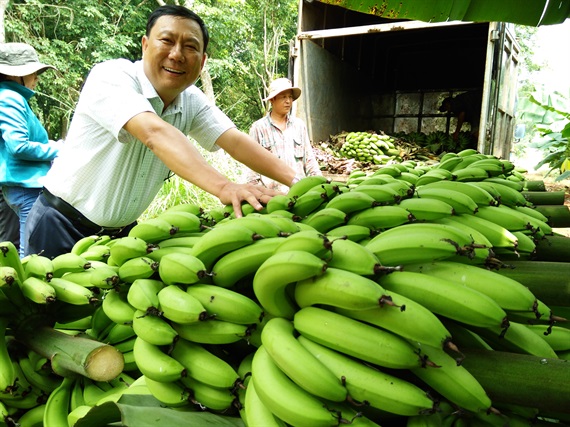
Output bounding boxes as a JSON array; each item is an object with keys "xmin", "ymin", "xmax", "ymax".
[
  {"xmin": 128, "ymin": 217, "xmax": 179, "ymax": 243},
  {"xmin": 403, "ymin": 261, "xmax": 538, "ymax": 313},
  {"xmin": 484, "ymin": 176, "xmax": 524, "ymax": 191},
  {"xmin": 421, "ymin": 180, "xmax": 498, "ymax": 207},
  {"xmin": 0, "ymin": 318, "xmax": 16, "ymax": 393},
  {"xmin": 0, "ymin": 241, "xmax": 27, "ymax": 282},
  {"xmin": 18, "ymin": 356, "xmax": 62, "ymax": 394},
  {"xmin": 346, "ymin": 205, "xmax": 414, "ymax": 230},
  {"xmin": 154, "ymin": 235, "xmax": 203, "ymax": 249},
  {"xmin": 334, "ymin": 288, "xmax": 453, "ymax": 350},
  {"xmin": 70, "ymin": 234, "xmax": 104, "ymax": 256},
  {"xmin": 15, "ymin": 402, "xmax": 46, "ymax": 427},
  {"xmin": 42, "ymin": 376, "xmax": 75, "ymax": 427},
  {"xmin": 291, "ymin": 188, "xmax": 329, "ymax": 217},
  {"xmin": 102, "ymin": 322, "xmax": 136, "ymax": 345},
  {"xmin": 126, "ymin": 278, "xmax": 165, "ymax": 313},
  {"xmin": 132, "ymin": 336, "xmax": 186, "ymax": 382},
  {"xmin": 162, "ymin": 202, "xmax": 203, "ymax": 217},
  {"xmin": 435, "ymin": 155, "xmax": 465, "ymax": 171},
  {"xmin": 378, "ymin": 271, "xmax": 510, "ymax": 329},
  {"xmin": 410, "ymin": 344, "xmax": 493, "ymax": 414},
  {"xmin": 253, "ymin": 250, "xmax": 327, "ymax": 319},
  {"xmin": 301, "ymin": 207, "xmax": 348, "ymax": 233},
  {"xmin": 324, "ymin": 190, "xmax": 377, "ymax": 214},
  {"xmin": 294, "ymin": 306, "xmax": 422, "ymax": 369},
  {"xmin": 266, "ymin": 193, "xmax": 294, "ymax": 213},
  {"xmin": 452, "ymin": 166, "xmax": 490, "ymax": 182},
  {"xmin": 0, "ymin": 265, "xmax": 29, "ymax": 308},
  {"xmin": 326, "ymin": 237, "xmax": 393, "ymax": 275},
  {"xmin": 432, "ymin": 213, "xmax": 517, "ymax": 249},
  {"xmin": 416, "ymin": 187, "xmax": 479, "ymax": 215},
  {"xmin": 475, "ymin": 205, "xmax": 535, "ymax": 232},
  {"xmin": 364, "ymin": 222, "xmax": 479, "ymax": 266},
  {"xmin": 88, "ymin": 264, "xmax": 121, "ymax": 289},
  {"xmin": 298, "ymin": 335, "xmax": 436, "ymax": 416},
  {"xmin": 244, "ymin": 376, "xmax": 287, "ymax": 427},
  {"xmin": 259, "ymin": 214, "xmax": 301, "ymax": 235},
  {"xmin": 464, "ymin": 158, "xmax": 506, "ymax": 177},
  {"xmin": 179, "ymin": 375, "xmax": 237, "ymax": 411},
  {"xmin": 525, "ymin": 324, "xmax": 570, "ymax": 351},
  {"xmin": 273, "ymin": 229, "xmax": 332, "ymax": 258},
  {"xmin": 210, "ymin": 237, "xmax": 284, "ymax": 288},
  {"xmin": 190, "ymin": 222, "xmax": 259, "ymax": 269},
  {"xmin": 350, "ymin": 183, "xmax": 402, "ymax": 204},
  {"xmin": 108, "ymin": 236, "xmax": 154, "ymax": 267},
  {"xmin": 512, "ymin": 205, "xmax": 549, "ymax": 223},
  {"xmin": 155, "ymin": 210, "xmax": 202, "ymax": 234},
  {"xmin": 157, "ymin": 284, "xmax": 208, "ymax": 324},
  {"xmin": 325, "ymin": 224, "xmax": 372, "ymax": 242},
  {"xmin": 185, "ymin": 283, "xmax": 263, "ymax": 325},
  {"xmin": 171, "ymin": 338, "xmax": 239, "ymax": 388},
  {"xmin": 251, "ymin": 345, "xmax": 340, "ymax": 427},
  {"xmin": 157, "ymin": 252, "xmax": 208, "ymax": 286},
  {"xmin": 50, "ymin": 252, "xmax": 91, "ymax": 278},
  {"xmin": 286, "ymin": 175, "xmax": 329, "ymax": 199},
  {"xmin": 260, "ymin": 317, "xmax": 347, "ymax": 402},
  {"xmin": 20, "ymin": 276, "xmax": 57, "ymax": 304},
  {"xmin": 101, "ymin": 288, "xmax": 137, "ymax": 325},
  {"xmin": 216, "ymin": 215, "xmax": 285, "ymax": 238},
  {"xmin": 143, "ymin": 376, "xmax": 191, "ymax": 408},
  {"xmin": 79, "ymin": 243, "xmax": 111, "ymax": 262},
  {"xmin": 22, "ymin": 254, "xmax": 54, "ymax": 281},
  {"xmin": 398, "ymin": 197, "xmax": 456, "ymax": 220},
  {"xmin": 48, "ymin": 277, "xmax": 98, "ymax": 306},
  {"xmin": 172, "ymin": 318, "xmax": 251, "ymax": 345},
  {"xmin": 89, "ymin": 305, "xmax": 114, "ymax": 341},
  {"xmin": 132, "ymin": 309, "xmax": 178, "ymax": 346},
  {"xmin": 117, "ymin": 256, "xmax": 160, "ymax": 283},
  {"xmin": 146, "ymin": 245, "xmax": 196, "ymax": 262},
  {"xmin": 470, "ymin": 321, "xmax": 558, "ymax": 359},
  {"xmin": 294, "ymin": 267, "xmax": 390, "ymax": 310}
]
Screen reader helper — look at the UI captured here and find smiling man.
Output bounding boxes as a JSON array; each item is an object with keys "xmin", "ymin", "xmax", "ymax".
[{"xmin": 25, "ymin": 5, "xmax": 297, "ymax": 258}]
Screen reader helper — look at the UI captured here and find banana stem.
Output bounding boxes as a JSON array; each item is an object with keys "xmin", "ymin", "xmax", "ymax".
[
  {"xmin": 15, "ymin": 324, "xmax": 124, "ymax": 382},
  {"xmin": 460, "ymin": 349, "xmax": 570, "ymax": 415},
  {"xmin": 533, "ymin": 235, "xmax": 570, "ymax": 263},
  {"xmin": 495, "ymin": 260, "xmax": 570, "ymax": 306}
]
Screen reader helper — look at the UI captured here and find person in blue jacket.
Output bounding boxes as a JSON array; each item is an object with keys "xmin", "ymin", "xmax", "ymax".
[{"xmin": 0, "ymin": 43, "xmax": 61, "ymax": 257}]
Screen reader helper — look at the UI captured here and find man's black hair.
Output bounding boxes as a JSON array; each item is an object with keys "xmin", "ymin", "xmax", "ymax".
[{"xmin": 146, "ymin": 5, "xmax": 210, "ymax": 53}]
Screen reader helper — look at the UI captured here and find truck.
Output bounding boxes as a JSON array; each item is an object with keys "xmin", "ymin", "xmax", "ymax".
[{"xmin": 292, "ymin": 0, "xmax": 521, "ymax": 160}]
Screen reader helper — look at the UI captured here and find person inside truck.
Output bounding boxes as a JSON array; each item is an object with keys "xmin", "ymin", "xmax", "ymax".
[
  {"xmin": 247, "ymin": 77, "xmax": 322, "ymax": 193},
  {"xmin": 438, "ymin": 89, "xmax": 483, "ymax": 143}
]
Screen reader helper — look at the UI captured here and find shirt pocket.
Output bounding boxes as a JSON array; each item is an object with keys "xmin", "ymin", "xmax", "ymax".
[{"xmin": 293, "ymin": 139, "xmax": 304, "ymax": 160}]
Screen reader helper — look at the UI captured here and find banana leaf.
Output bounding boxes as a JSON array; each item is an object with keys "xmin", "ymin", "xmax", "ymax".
[
  {"xmin": 74, "ymin": 395, "xmax": 245, "ymax": 427},
  {"xmin": 314, "ymin": 0, "xmax": 570, "ymax": 26}
]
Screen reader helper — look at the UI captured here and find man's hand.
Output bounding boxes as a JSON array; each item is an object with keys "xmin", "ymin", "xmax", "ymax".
[{"xmin": 218, "ymin": 182, "xmax": 284, "ymax": 218}]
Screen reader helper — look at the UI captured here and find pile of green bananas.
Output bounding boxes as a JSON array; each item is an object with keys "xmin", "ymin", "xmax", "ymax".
[
  {"xmin": 1, "ymin": 149, "xmax": 569, "ymax": 426},
  {"xmin": 339, "ymin": 131, "xmax": 401, "ymax": 164}
]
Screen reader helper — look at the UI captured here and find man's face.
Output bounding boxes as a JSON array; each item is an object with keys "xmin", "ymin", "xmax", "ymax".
[{"xmin": 141, "ymin": 15, "xmax": 207, "ymax": 106}]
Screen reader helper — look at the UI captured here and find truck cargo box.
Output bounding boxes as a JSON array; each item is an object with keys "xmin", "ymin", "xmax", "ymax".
[{"xmin": 293, "ymin": 0, "xmax": 520, "ymax": 159}]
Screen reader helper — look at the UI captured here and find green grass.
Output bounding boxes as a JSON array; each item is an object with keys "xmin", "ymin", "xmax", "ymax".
[{"xmin": 140, "ymin": 143, "xmax": 248, "ymax": 221}]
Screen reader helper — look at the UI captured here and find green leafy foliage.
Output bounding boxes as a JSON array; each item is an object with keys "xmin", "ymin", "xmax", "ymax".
[{"xmin": 518, "ymin": 89, "xmax": 570, "ymax": 181}]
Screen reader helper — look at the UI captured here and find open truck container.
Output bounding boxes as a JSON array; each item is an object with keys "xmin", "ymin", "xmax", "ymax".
[{"xmin": 292, "ymin": 0, "xmax": 520, "ymax": 159}]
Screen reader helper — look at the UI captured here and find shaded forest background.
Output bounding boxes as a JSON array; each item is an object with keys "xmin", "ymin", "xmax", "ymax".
[{"xmin": 1, "ymin": 0, "xmax": 298, "ymax": 139}]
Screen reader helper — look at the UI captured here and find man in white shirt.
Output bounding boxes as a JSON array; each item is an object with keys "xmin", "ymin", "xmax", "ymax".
[{"xmin": 25, "ymin": 5, "xmax": 297, "ymax": 257}]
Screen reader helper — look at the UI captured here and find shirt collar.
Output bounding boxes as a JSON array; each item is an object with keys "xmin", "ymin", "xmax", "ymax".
[
  {"xmin": 135, "ymin": 60, "xmax": 182, "ymax": 116},
  {"xmin": 0, "ymin": 80, "xmax": 35, "ymax": 100}
]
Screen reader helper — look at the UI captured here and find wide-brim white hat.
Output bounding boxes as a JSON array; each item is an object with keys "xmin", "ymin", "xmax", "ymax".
[
  {"xmin": 0, "ymin": 43, "xmax": 57, "ymax": 77},
  {"xmin": 263, "ymin": 77, "xmax": 301, "ymax": 102}
]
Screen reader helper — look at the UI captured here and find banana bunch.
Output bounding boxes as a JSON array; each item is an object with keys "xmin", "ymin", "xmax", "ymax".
[
  {"xmin": 339, "ymin": 131, "xmax": 400, "ymax": 164},
  {"xmin": 0, "ymin": 153, "xmax": 568, "ymax": 427}
]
